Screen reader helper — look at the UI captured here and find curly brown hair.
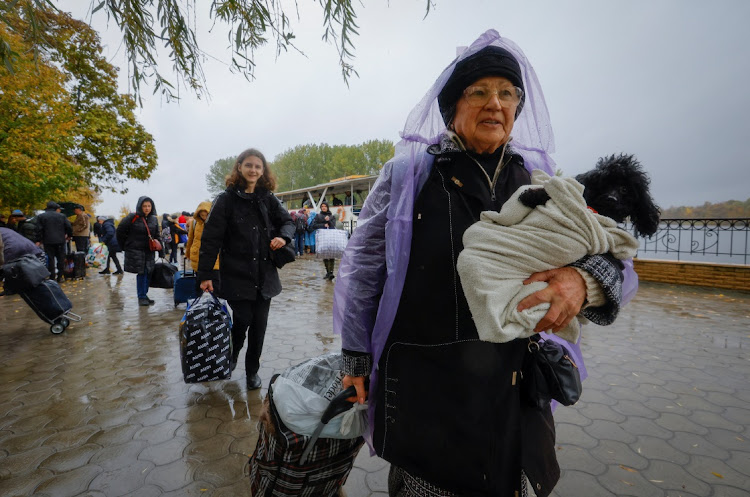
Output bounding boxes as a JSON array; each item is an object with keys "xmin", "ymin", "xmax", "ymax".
[{"xmin": 225, "ymin": 148, "xmax": 277, "ymax": 192}]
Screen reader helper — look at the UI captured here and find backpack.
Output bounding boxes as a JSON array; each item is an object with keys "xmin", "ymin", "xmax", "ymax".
[
  {"xmin": 295, "ymin": 216, "xmax": 307, "ymax": 235},
  {"xmin": 19, "ymin": 218, "xmax": 41, "ymax": 243}
]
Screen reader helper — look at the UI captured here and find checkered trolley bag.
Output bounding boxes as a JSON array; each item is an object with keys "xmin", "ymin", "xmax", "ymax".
[
  {"xmin": 179, "ymin": 291, "xmax": 233, "ymax": 383},
  {"xmin": 314, "ymin": 229, "xmax": 348, "ymax": 260},
  {"xmin": 249, "ymin": 356, "xmax": 366, "ymax": 496}
]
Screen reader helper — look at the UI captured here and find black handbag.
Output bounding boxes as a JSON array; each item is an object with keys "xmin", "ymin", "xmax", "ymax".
[
  {"xmin": 521, "ymin": 336, "xmax": 582, "ymax": 410},
  {"xmin": 269, "ymin": 242, "xmax": 296, "ymax": 269},
  {"xmin": 2, "ymin": 254, "xmax": 50, "ymax": 291},
  {"xmin": 150, "ymin": 259, "xmax": 178, "ymax": 288}
]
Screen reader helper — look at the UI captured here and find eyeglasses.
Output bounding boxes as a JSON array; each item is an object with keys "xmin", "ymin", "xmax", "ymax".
[{"xmin": 462, "ymin": 85, "xmax": 524, "ymax": 108}]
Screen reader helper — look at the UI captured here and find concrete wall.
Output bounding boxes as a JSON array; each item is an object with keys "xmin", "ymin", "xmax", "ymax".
[{"xmin": 634, "ymin": 259, "xmax": 750, "ymax": 292}]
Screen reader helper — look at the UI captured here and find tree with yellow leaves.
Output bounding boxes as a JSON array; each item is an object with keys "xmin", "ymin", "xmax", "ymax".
[{"xmin": 0, "ymin": 25, "xmax": 82, "ymax": 213}]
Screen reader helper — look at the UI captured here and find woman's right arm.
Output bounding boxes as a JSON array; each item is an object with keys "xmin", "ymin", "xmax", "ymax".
[
  {"xmin": 115, "ymin": 214, "xmax": 133, "ymax": 248},
  {"xmin": 333, "ymin": 162, "xmax": 394, "ymax": 403},
  {"xmin": 198, "ymin": 194, "xmax": 228, "ymax": 285}
]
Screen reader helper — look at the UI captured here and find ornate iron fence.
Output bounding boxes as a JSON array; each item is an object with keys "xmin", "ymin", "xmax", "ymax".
[{"xmin": 625, "ymin": 218, "xmax": 750, "ymax": 265}]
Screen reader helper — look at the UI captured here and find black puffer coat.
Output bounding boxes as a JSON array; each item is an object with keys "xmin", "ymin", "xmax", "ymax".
[
  {"xmin": 116, "ymin": 196, "xmax": 159, "ymax": 275},
  {"xmin": 198, "ymin": 187, "xmax": 294, "ymax": 301},
  {"xmin": 100, "ymin": 219, "xmax": 121, "ymax": 253}
]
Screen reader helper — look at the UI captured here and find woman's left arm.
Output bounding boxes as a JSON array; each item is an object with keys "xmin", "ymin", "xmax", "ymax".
[{"xmin": 517, "ymin": 254, "xmax": 626, "ymax": 333}]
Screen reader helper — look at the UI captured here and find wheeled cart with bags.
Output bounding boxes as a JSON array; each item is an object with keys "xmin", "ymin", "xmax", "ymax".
[
  {"xmin": 249, "ymin": 354, "xmax": 366, "ymax": 496},
  {"xmin": 20, "ymin": 279, "xmax": 81, "ymax": 334}
]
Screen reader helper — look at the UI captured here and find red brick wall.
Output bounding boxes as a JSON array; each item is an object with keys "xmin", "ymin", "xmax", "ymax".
[{"xmin": 633, "ymin": 259, "xmax": 750, "ymax": 292}]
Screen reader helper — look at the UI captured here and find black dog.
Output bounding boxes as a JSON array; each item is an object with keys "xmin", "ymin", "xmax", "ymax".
[{"xmin": 518, "ymin": 154, "xmax": 660, "ymax": 237}]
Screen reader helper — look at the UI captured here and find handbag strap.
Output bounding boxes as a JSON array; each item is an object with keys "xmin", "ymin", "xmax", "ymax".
[{"xmin": 142, "ymin": 217, "xmax": 154, "ymax": 239}]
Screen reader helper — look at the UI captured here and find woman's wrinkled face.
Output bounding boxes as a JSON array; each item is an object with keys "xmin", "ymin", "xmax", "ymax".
[
  {"xmin": 452, "ymin": 76, "xmax": 518, "ymax": 154},
  {"xmin": 239, "ymin": 155, "xmax": 264, "ymax": 187},
  {"xmin": 141, "ymin": 201, "xmax": 152, "ymax": 216}
]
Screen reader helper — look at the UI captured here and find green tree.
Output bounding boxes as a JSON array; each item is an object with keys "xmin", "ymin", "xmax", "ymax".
[
  {"xmin": 2, "ymin": 6, "xmax": 158, "ymax": 194},
  {"xmin": 206, "ymin": 156, "xmax": 236, "ymax": 197},
  {"xmin": 271, "ymin": 140, "xmax": 394, "ymax": 192},
  {"xmin": 1, "ymin": 0, "xmax": 432, "ymax": 101},
  {"xmin": 0, "ymin": 24, "xmax": 82, "ymax": 212}
]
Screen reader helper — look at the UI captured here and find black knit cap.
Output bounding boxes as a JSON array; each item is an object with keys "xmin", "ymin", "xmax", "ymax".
[{"xmin": 438, "ymin": 45, "xmax": 525, "ymax": 125}]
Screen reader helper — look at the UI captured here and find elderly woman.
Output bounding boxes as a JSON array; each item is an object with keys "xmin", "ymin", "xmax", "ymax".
[{"xmin": 334, "ymin": 30, "xmax": 637, "ymax": 497}]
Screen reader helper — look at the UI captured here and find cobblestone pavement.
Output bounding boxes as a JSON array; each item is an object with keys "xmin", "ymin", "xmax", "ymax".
[{"xmin": 1, "ymin": 257, "xmax": 749, "ymax": 496}]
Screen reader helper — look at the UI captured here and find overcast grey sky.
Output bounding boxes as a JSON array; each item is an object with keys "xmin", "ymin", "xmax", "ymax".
[{"xmin": 60, "ymin": 0, "xmax": 750, "ymax": 216}]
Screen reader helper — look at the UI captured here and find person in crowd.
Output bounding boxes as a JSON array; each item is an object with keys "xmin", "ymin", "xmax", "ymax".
[
  {"xmin": 185, "ymin": 201, "xmax": 220, "ymax": 292},
  {"xmin": 343, "ymin": 191, "xmax": 353, "ymax": 206},
  {"xmin": 331, "ymin": 195, "xmax": 343, "ymax": 206},
  {"xmin": 0, "ymin": 227, "xmax": 47, "ymax": 296},
  {"xmin": 71, "ymin": 204, "xmax": 91, "ymax": 254},
  {"xmin": 305, "ymin": 206, "xmax": 317, "ymax": 254},
  {"xmin": 7, "ymin": 209, "xmax": 26, "ymax": 231},
  {"xmin": 0, "ymin": 227, "xmax": 46, "ymax": 269},
  {"xmin": 311, "ymin": 201, "xmax": 338, "ymax": 280},
  {"xmin": 293, "ymin": 208, "xmax": 307, "ymax": 256},
  {"xmin": 93, "ymin": 216, "xmax": 105, "ymax": 240},
  {"xmin": 116, "ymin": 197, "xmax": 160, "ymax": 306},
  {"xmin": 17, "ymin": 211, "xmax": 41, "ymax": 245},
  {"xmin": 160, "ymin": 213, "xmax": 172, "ymax": 258},
  {"xmin": 99, "ymin": 217, "xmax": 123, "ymax": 275},
  {"xmin": 164, "ymin": 215, "xmax": 188, "ymax": 264},
  {"xmin": 177, "ymin": 212, "xmax": 189, "ymax": 256},
  {"xmin": 37, "ymin": 201, "xmax": 72, "ymax": 283},
  {"xmin": 334, "ymin": 31, "xmax": 636, "ymax": 496},
  {"xmin": 0, "ymin": 214, "xmax": 7, "ymax": 228},
  {"xmin": 198, "ymin": 148, "xmax": 294, "ymax": 390}
]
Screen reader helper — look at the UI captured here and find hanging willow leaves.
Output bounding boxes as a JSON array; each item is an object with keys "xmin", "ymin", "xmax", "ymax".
[{"xmin": 0, "ymin": 0, "xmax": 434, "ymax": 101}]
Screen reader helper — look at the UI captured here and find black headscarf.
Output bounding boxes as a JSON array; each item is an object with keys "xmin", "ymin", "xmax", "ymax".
[{"xmin": 438, "ymin": 46, "xmax": 525, "ymax": 124}]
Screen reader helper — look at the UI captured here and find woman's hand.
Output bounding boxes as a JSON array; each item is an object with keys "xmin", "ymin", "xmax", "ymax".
[
  {"xmin": 517, "ymin": 267, "xmax": 586, "ymax": 333},
  {"xmin": 270, "ymin": 237, "xmax": 286, "ymax": 250},
  {"xmin": 343, "ymin": 374, "xmax": 368, "ymax": 404},
  {"xmin": 200, "ymin": 280, "xmax": 214, "ymax": 292}
]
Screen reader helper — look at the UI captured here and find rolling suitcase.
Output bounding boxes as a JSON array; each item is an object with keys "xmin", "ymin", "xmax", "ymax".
[
  {"xmin": 174, "ymin": 259, "xmax": 198, "ymax": 307},
  {"xmin": 64, "ymin": 251, "xmax": 87, "ymax": 279},
  {"xmin": 249, "ymin": 356, "xmax": 366, "ymax": 496},
  {"xmin": 179, "ymin": 292, "xmax": 232, "ymax": 383},
  {"xmin": 20, "ymin": 279, "xmax": 81, "ymax": 334}
]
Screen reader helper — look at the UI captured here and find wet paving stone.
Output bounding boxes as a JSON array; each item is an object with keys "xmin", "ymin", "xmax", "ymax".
[{"xmin": 2, "ymin": 262, "xmax": 750, "ymax": 495}]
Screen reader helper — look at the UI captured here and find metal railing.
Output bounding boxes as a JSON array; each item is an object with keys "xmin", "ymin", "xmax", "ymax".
[{"xmin": 625, "ymin": 218, "xmax": 750, "ymax": 265}]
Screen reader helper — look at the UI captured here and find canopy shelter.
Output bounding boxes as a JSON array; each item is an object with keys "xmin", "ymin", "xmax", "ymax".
[{"xmin": 275, "ymin": 174, "xmax": 378, "ymax": 213}]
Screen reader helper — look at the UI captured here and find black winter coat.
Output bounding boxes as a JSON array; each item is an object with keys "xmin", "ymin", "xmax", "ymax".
[
  {"xmin": 198, "ymin": 187, "xmax": 294, "ymax": 301},
  {"xmin": 37, "ymin": 208, "xmax": 72, "ymax": 244},
  {"xmin": 116, "ymin": 196, "xmax": 159, "ymax": 275},
  {"xmin": 311, "ymin": 211, "xmax": 337, "ymax": 231},
  {"xmin": 100, "ymin": 219, "xmax": 121, "ymax": 253}
]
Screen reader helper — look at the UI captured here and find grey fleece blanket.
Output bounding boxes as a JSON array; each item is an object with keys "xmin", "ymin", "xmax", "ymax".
[{"xmin": 456, "ymin": 170, "xmax": 639, "ymax": 344}]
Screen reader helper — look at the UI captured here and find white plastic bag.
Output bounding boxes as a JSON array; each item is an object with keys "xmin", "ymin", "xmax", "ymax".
[{"xmin": 272, "ymin": 353, "xmax": 368, "ymax": 439}]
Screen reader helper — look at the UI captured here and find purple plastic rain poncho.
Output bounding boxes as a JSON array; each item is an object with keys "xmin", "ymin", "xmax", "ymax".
[{"xmin": 332, "ymin": 29, "xmax": 638, "ymax": 446}]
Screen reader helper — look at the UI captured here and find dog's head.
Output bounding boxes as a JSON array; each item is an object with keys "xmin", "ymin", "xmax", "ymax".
[{"xmin": 575, "ymin": 154, "xmax": 660, "ymax": 237}]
